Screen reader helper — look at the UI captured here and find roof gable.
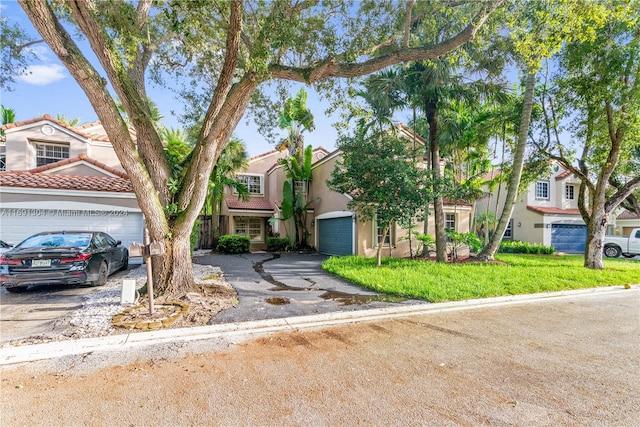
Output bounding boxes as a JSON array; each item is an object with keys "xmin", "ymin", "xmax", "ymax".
[{"xmin": 29, "ymin": 154, "xmax": 128, "ymax": 178}]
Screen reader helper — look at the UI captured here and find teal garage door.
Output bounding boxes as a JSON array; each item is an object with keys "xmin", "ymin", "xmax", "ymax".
[
  {"xmin": 551, "ymin": 224, "xmax": 587, "ymax": 253},
  {"xmin": 318, "ymin": 216, "xmax": 353, "ymax": 256}
]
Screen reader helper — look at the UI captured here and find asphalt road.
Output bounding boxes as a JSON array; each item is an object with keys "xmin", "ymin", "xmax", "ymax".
[
  {"xmin": 1, "ymin": 287, "xmax": 638, "ymax": 426},
  {"xmin": 0, "ymin": 268, "xmax": 131, "ymax": 343}
]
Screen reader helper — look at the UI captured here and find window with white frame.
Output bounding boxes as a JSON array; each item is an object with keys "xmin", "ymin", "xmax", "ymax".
[
  {"xmin": 234, "ymin": 217, "xmax": 263, "ymax": 241},
  {"xmin": 535, "ymin": 180, "xmax": 550, "ymax": 199},
  {"xmin": 565, "ymin": 184, "xmax": 575, "ymax": 200},
  {"xmin": 236, "ymin": 174, "xmax": 263, "ymax": 195},
  {"xmin": 35, "ymin": 143, "xmax": 69, "ymax": 166},
  {"xmin": 445, "ymin": 213, "xmax": 456, "ymax": 231},
  {"xmin": 504, "ymin": 219, "xmax": 514, "ymax": 239},
  {"xmin": 374, "ymin": 217, "xmax": 394, "ymax": 247},
  {"xmin": 0, "ymin": 144, "xmax": 5, "ymax": 170}
]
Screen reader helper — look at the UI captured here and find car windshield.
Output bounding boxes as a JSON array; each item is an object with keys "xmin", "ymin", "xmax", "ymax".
[{"xmin": 15, "ymin": 233, "xmax": 92, "ymax": 250}]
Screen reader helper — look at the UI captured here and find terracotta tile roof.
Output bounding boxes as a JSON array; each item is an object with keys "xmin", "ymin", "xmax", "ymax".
[
  {"xmin": 555, "ymin": 170, "xmax": 572, "ymax": 179},
  {"xmin": 1, "ymin": 114, "xmax": 95, "ymax": 140},
  {"xmin": 226, "ymin": 199, "xmax": 273, "ymax": 211},
  {"xmin": 443, "ymin": 198, "xmax": 472, "ymax": 207},
  {"xmin": 527, "ymin": 205, "xmax": 581, "ymax": 215},
  {"xmin": 248, "ymin": 149, "xmax": 285, "ymax": 162},
  {"xmin": 28, "ymin": 154, "xmax": 128, "ymax": 179},
  {"xmin": 617, "ymin": 210, "xmax": 640, "ymax": 220},
  {"xmin": 0, "ymin": 171, "xmax": 133, "ymax": 193}
]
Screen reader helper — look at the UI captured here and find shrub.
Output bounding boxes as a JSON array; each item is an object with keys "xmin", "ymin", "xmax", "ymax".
[
  {"xmin": 266, "ymin": 237, "xmax": 291, "ymax": 252},
  {"xmin": 190, "ymin": 219, "xmax": 201, "ymax": 254},
  {"xmin": 216, "ymin": 235, "xmax": 250, "ymax": 254},
  {"xmin": 498, "ymin": 240, "xmax": 556, "ymax": 254}
]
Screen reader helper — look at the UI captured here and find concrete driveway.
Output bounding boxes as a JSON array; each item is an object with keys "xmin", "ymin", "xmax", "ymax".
[{"xmin": 200, "ymin": 252, "xmax": 426, "ymax": 324}]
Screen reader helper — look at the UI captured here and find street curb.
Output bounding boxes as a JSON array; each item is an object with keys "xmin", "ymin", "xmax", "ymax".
[{"xmin": 1, "ymin": 285, "xmax": 636, "ymax": 366}]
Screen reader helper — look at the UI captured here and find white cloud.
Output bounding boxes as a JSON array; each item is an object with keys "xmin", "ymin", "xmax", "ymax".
[
  {"xmin": 24, "ymin": 45, "xmax": 53, "ymax": 61},
  {"xmin": 18, "ymin": 64, "xmax": 67, "ymax": 85}
]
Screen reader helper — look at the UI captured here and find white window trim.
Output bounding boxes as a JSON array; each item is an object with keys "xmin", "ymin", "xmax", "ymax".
[
  {"xmin": 234, "ymin": 216, "xmax": 264, "ymax": 242},
  {"xmin": 565, "ymin": 184, "xmax": 575, "ymax": 200},
  {"xmin": 33, "ymin": 141, "xmax": 70, "ymax": 167},
  {"xmin": 373, "ymin": 218, "xmax": 395, "ymax": 248},
  {"xmin": 536, "ymin": 180, "xmax": 550, "ymax": 200},
  {"xmin": 235, "ymin": 173, "xmax": 264, "ymax": 195},
  {"xmin": 445, "ymin": 213, "xmax": 456, "ymax": 231},
  {"xmin": 504, "ymin": 218, "xmax": 514, "ymax": 239}
]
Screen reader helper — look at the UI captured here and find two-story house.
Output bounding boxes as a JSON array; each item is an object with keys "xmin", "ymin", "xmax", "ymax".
[
  {"xmin": 478, "ymin": 161, "xmax": 587, "ymax": 252},
  {"xmin": 219, "ymin": 125, "xmax": 472, "ymax": 257},
  {"xmin": 0, "ymin": 115, "xmax": 143, "ymax": 252}
]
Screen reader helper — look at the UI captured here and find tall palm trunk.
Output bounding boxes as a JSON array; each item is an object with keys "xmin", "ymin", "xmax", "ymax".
[
  {"xmin": 477, "ymin": 72, "xmax": 537, "ymax": 261},
  {"xmin": 426, "ymin": 101, "xmax": 447, "ymax": 262}
]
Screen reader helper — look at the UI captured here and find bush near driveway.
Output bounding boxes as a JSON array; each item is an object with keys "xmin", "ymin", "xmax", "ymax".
[
  {"xmin": 322, "ymin": 254, "xmax": 640, "ymax": 303},
  {"xmin": 216, "ymin": 235, "xmax": 251, "ymax": 254}
]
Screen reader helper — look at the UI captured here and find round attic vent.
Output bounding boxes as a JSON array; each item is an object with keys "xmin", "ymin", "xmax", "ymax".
[{"xmin": 41, "ymin": 125, "xmax": 54, "ymax": 135}]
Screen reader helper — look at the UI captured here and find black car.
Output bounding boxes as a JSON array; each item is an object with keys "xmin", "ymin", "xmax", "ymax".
[{"xmin": 0, "ymin": 231, "xmax": 129, "ymax": 293}]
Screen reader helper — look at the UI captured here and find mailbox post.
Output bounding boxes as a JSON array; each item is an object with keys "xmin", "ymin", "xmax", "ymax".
[{"xmin": 128, "ymin": 229, "xmax": 166, "ymax": 315}]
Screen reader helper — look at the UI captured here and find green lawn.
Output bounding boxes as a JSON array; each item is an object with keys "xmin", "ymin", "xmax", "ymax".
[{"xmin": 321, "ymin": 254, "xmax": 640, "ymax": 302}]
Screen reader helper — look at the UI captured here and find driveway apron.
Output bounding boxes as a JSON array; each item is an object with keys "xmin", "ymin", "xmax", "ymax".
[{"xmin": 196, "ymin": 252, "xmax": 426, "ymax": 324}]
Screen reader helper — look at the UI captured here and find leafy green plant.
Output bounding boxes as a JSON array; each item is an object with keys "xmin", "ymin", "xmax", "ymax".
[
  {"xmin": 498, "ymin": 240, "xmax": 556, "ymax": 254},
  {"xmin": 266, "ymin": 237, "xmax": 292, "ymax": 252},
  {"xmin": 190, "ymin": 219, "xmax": 201, "ymax": 254},
  {"xmin": 216, "ymin": 235, "xmax": 250, "ymax": 254},
  {"xmin": 446, "ymin": 230, "xmax": 482, "ymax": 261}
]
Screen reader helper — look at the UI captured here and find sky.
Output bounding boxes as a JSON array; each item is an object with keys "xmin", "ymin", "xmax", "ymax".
[{"xmin": 0, "ymin": 1, "xmax": 349, "ymax": 157}]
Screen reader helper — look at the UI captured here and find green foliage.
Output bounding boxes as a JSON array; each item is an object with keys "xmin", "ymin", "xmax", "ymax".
[
  {"xmin": 216, "ymin": 235, "xmax": 250, "ymax": 254},
  {"xmin": 498, "ymin": 240, "xmax": 556, "ymax": 254},
  {"xmin": 446, "ymin": 229, "xmax": 482, "ymax": 260},
  {"xmin": 266, "ymin": 237, "xmax": 292, "ymax": 252},
  {"xmin": 0, "ymin": 105, "xmax": 16, "ymax": 136},
  {"xmin": 322, "ymin": 254, "xmax": 639, "ymax": 303},
  {"xmin": 190, "ymin": 219, "xmax": 201, "ymax": 254},
  {"xmin": 402, "ymin": 232, "xmax": 436, "ymax": 259}
]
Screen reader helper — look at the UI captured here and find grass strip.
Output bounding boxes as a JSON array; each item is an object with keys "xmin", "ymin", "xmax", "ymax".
[{"xmin": 322, "ymin": 254, "xmax": 640, "ymax": 302}]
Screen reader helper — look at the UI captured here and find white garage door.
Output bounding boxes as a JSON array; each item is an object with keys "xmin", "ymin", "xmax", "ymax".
[{"xmin": 0, "ymin": 201, "xmax": 144, "ymax": 257}]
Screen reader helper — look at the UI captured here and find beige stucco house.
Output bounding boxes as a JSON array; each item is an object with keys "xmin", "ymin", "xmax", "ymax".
[
  {"xmin": 478, "ymin": 161, "xmax": 587, "ymax": 252},
  {"xmin": 220, "ymin": 125, "xmax": 472, "ymax": 257},
  {"xmin": 0, "ymin": 115, "xmax": 143, "ymax": 253}
]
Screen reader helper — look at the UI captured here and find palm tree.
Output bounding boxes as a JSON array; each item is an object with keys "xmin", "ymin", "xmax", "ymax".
[
  {"xmin": 1, "ymin": 105, "xmax": 16, "ymax": 136},
  {"xmin": 278, "ymin": 145, "xmax": 314, "ymax": 248},
  {"xmin": 278, "ymin": 88, "xmax": 315, "ymax": 163},
  {"xmin": 55, "ymin": 114, "xmax": 81, "ymax": 127},
  {"xmin": 277, "ymin": 88, "xmax": 315, "ymax": 248}
]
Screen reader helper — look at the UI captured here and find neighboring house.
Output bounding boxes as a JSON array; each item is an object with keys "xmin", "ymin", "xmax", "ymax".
[
  {"xmin": 0, "ymin": 115, "xmax": 143, "ymax": 256},
  {"xmin": 220, "ymin": 125, "xmax": 472, "ymax": 257},
  {"xmin": 477, "ymin": 161, "xmax": 587, "ymax": 252},
  {"xmin": 611, "ymin": 209, "xmax": 640, "ymax": 237}
]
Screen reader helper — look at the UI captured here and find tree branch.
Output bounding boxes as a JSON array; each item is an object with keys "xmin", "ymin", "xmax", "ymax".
[
  {"xmin": 269, "ymin": 0, "xmax": 504, "ymax": 83},
  {"xmin": 605, "ymin": 175, "xmax": 640, "ymax": 214}
]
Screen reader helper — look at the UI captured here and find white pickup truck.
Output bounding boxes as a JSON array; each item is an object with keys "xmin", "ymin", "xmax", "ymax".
[{"xmin": 603, "ymin": 228, "xmax": 640, "ymax": 258}]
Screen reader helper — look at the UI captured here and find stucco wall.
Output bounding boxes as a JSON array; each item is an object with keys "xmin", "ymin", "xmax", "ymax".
[{"xmin": 4, "ymin": 121, "xmax": 119, "ymax": 171}]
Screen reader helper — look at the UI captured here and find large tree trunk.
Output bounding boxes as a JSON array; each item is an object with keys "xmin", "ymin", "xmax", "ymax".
[
  {"xmin": 584, "ymin": 209, "xmax": 608, "ymax": 269},
  {"xmin": 477, "ymin": 72, "xmax": 537, "ymax": 261}
]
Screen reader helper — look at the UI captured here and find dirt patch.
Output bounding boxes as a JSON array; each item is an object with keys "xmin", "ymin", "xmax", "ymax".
[{"xmin": 113, "ymin": 283, "xmax": 238, "ymax": 331}]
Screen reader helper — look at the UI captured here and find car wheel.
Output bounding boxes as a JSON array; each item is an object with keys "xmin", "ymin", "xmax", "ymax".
[
  {"xmin": 604, "ymin": 245, "xmax": 622, "ymax": 258},
  {"xmin": 5, "ymin": 286, "xmax": 28, "ymax": 293},
  {"xmin": 91, "ymin": 262, "xmax": 109, "ymax": 286},
  {"xmin": 120, "ymin": 256, "xmax": 129, "ymax": 271}
]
